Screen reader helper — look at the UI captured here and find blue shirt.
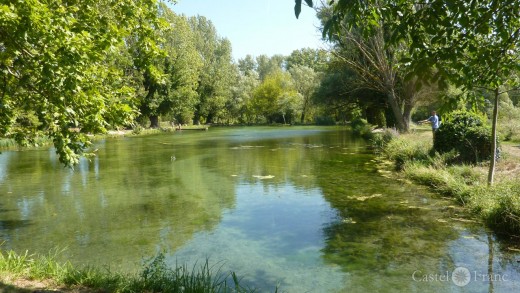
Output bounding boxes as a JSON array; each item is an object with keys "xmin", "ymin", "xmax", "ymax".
[{"xmin": 427, "ymin": 115, "xmax": 439, "ymax": 129}]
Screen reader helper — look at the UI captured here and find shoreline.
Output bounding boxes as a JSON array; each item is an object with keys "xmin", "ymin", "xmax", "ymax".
[{"xmin": 370, "ymin": 126, "xmax": 520, "ymax": 239}]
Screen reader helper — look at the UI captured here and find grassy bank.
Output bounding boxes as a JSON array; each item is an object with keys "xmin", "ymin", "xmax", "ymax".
[
  {"xmin": 372, "ymin": 127, "xmax": 520, "ymax": 237},
  {"xmin": 0, "ymin": 249, "xmax": 261, "ymax": 293},
  {"xmin": 0, "ymin": 136, "xmax": 54, "ymax": 151},
  {"xmin": 0, "ymin": 127, "xmax": 176, "ymax": 152},
  {"xmin": 0, "ymin": 124, "xmax": 214, "ymax": 151}
]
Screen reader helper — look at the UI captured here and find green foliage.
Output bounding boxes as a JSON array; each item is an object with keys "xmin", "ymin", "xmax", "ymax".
[
  {"xmin": 286, "ymin": 48, "xmax": 329, "ymax": 72},
  {"xmin": 383, "ymin": 134, "xmax": 431, "ymax": 170},
  {"xmin": 189, "ymin": 16, "xmax": 237, "ymax": 124},
  {"xmin": 434, "ymin": 111, "xmax": 496, "ymax": 163},
  {"xmin": 251, "ymin": 71, "xmax": 299, "ymax": 123},
  {"xmin": 436, "ymin": 85, "xmax": 487, "ymax": 114},
  {"xmin": 137, "ymin": 253, "xmax": 230, "ymax": 292},
  {"xmin": 315, "ymin": 116, "xmax": 336, "ymax": 125},
  {"xmin": 289, "ymin": 65, "xmax": 320, "ymax": 123},
  {"xmin": 403, "ymin": 163, "xmax": 472, "ymax": 203},
  {"xmin": 0, "ymin": 0, "xmax": 164, "ymax": 166},
  {"xmin": 406, "ymin": 162, "xmax": 520, "ymax": 236},
  {"xmin": 314, "ymin": 3, "xmax": 417, "ymax": 131},
  {"xmin": 370, "ymin": 128, "xmax": 399, "ymax": 151},
  {"xmin": 0, "ymin": 248, "xmax": 75, "ymax": 282},
  {"xmin": 472, "ymin": 183, "xmax": 520, "ymax": 235},
  {"xmin": 497, "ymin": 92, "xmax": 520, "ymax": 141},
  {"xmin": 294, "ymin": 0, "xmax": 313, "ymax": 18},
  {"xmin": 256, "ymin": 54, "xmax": 285, "ymax": 82},
  {"xmin": 377, "ymin": 132, "xmax": 520, "ymax": 236},
  {"xmin": 366, "ymin": 107, "xmax": 387, "ymax": 128},
  {"xmin": 301, "ymin": 0, "xmax": 519, "ymax": 182},
  {"xmin": 312, "ymin": 62, "xmax": 367, "ymax": 123},
  {"xmin": 350, "ymin": 118, "xmax": 374, "ymax": 140},
  {"xmin": 229, "ymin": 72, "xmax": 260, "ymax": 124},
  {"xmin": 237, "ymin": 55, "xmax": 257, "ymax": 76},
  {"xmin": 137, "ymin": 4, "xmax": 202, "ymax": 127},
  {"xmin": 310, "ymin": 0, "xmax": 519, "ymax": 92}
]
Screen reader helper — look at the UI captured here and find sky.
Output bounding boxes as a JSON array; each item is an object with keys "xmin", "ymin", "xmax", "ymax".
[{"xmin": 169, "ymin": 0, "xmax": 325, "ymax": 61}]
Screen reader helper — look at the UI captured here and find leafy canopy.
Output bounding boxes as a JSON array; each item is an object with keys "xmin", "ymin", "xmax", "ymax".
[{"xmin": 0, "ymin": 0, "xmax": 170, "ymax": 166}]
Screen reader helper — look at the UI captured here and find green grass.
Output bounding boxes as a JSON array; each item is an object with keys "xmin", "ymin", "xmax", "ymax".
[
  {"xmin": 0, "ymin": 138, "xmax": 17, "ymax": 148},
  {"xmin": 374, "ymin": 130, "xmax": 520, "ymax": 237},
  {"xmin": 0, "ymin": 249, "xmax": 264, "ymax": 292}
]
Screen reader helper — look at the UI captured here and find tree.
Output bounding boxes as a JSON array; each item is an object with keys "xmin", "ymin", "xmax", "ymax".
[
  {"xmin": 256, "ymin": 54, "xmax": 285, "ymax": 81},
  {"xmin": 229, "ymin": 71, "xmax": 260, "ymax": 124},
  {"xmin": 137, "ymin": 4, "xmax": 202, "ymax": 127},
  {"xmin": 286, "ymin": 48, "xmax": 329, "ymax": 72},
  {"xmin": 314, "ymin": 58, "xmax": 390, "ymax": 125},
  {"xmin": 397, "ymin": 0, "xmax": 520, "ymax": 185},
  {"xmin": 250, "ymin": 71, "xmax": 298, "ymax": 123},
  {"xmin": 0, "ymin": 0, "xmax": 166, "ymax": 166},
  {"xmin": 296, "ymin": 0, "xmax": 520, "ymax": 185},
  {"xmin": 313, "ymin": 63, "xmax": 357, "ymax": 121},
  {"xmin": 315, "ymin": 3, "xmax": 432, "ymax": 131},
  {"xmin": 289, "ymin": 65, "xmax": 320, "ymax": 123},
  {"xmin": 189, "ymin": 16, "xmax": 236, "ymax": 124},
  {"xmin": 237, "ymin": 55, "xmax": 257, "ymax": 76}
]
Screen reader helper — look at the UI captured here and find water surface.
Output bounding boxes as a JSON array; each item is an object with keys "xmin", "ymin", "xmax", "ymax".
[{"xmin": 0, "ymin": 127, "xmax": 519, "ymax": 292}]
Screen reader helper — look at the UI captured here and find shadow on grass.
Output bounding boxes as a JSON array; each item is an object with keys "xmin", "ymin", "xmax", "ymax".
[
  {"xmin": 0, "ymin": 282, "xmax": 39, "ymax": 293},
  {"xmin": 0, "ymin": 281, "xmax": 82, "ymax": 293}
]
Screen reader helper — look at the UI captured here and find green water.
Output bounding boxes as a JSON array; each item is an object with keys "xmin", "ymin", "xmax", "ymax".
[{"xmin": 0, "ymin": 127, "xmax": 519, "ymax": 292}]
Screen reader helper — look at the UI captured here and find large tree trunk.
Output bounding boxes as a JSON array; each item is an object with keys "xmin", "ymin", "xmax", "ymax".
[
  {"xmin": 488, "ymin": 87, "xmax": 500, "ymax": 185},
  {"xmin": 403, "ymin": 101, "xmax": 414, "ymax": 131},
  {"xmin": 386, "ymin": 90, "xmax": 409, "ymax": 132},
  {"xmin": 149, "ymin": 115, "xmax": 159, "ymax": 128}
]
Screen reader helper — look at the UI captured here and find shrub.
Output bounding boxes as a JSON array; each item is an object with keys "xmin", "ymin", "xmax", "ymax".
[
  {"xmin": 470, "ymin": 182, "xmax": 520, "ymax": 236},
  {"xmin": 315, "ymin": 115, "xmax": 336, "ymax": 125},
  {"xmin": 370, "ymin": 128, "xmax": 399, "ymax": 152},
  {"xmin": 433, "ymin": 110, "xmax": 496, "ymax": 163},
  {"xmin": 350, "ymin": 117, "xmax": 374, "ymax": 139},
  {"xmin": 384, "ymin": 135, "xmax": 431, "ymax": 170},
  {"xmin": 497, "ymin": 94, "xmax": 520, "ymax": 141},
  {"xmin": 132, "ymin": 124, "xmax": 143, "ymax": 135}
]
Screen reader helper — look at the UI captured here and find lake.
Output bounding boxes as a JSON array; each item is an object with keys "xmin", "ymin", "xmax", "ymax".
[{"xmin": 0, "ymin": 126, "xmax": 519, "ymax": 292}]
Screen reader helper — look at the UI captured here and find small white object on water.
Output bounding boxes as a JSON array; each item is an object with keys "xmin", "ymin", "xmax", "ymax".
[
  {"xmin": 252, "ymin": 175, "xmax": 275, "ymax": 179},
  {"xmin": 171, "ymin": 155, "xmax": 176, "ymax": 161},
  {"xmin": 342, "ymin": 217, "xmax": 357, "ymax": 224}
]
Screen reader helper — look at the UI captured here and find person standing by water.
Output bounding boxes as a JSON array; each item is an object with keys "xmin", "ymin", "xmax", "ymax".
[{"xmin": 420, "ymin": 111, "xmax": 440, "ymax": 137}]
